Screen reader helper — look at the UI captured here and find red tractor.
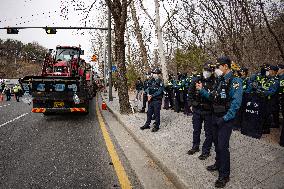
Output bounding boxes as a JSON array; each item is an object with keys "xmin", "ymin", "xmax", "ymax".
[{"xmin": 20, "ymin": 45, "xmax": 97, "ymax": 115}]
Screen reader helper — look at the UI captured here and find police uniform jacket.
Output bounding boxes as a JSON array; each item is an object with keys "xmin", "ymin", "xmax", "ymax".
[
  {"xmin": 199, "ymin": 71, "xmax": 243, "ymax": 122},
  {"xmin": 262, "ymin": 75, "xmax": 279, "ymax": 98},
  {"xmin": 145, "ymin": 78, "xmax": 164, "ymax": 101},
  {"xmin": 188, "ymin": 75, "xmax": 214, "ymax": 112},
  {"xmin": 143, "ymin": 79, "xmax": 151, "ymax": 94},
  {"xmin": 164, "ymin": 79, "xmax": 173, "ymax": 96},
  {"xmin": 246, "ymin": 73, "xmax": 267, "ymax": 93}
]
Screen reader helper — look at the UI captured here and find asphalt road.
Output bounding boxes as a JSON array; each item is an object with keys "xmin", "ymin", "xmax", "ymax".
[{"xmin": 0, "ymin": 98, "xmax": 142, "ymax": 189}]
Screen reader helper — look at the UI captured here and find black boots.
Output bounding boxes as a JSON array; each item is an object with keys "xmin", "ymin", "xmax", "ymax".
[
  {"xmin": 140, "ymin": 125, "xmax": 150, "ymax": 130},
  {"xmin": 187, "ymin": 147, "xmax": 200, "ymax": 155},
  {"xmin": 198, "ymin": 153, "xmax": 210, "ymax": 160},
  {"xmin": 215, "ymin": 177, "xmax": 230, "ymax": 188},
  {"xmin": 206, "ymin": 164, "xmax": 218, "ymax": 172},
  {"xmin": 151, "ymin": 127, "xmax": 159, "ymax": 132}
]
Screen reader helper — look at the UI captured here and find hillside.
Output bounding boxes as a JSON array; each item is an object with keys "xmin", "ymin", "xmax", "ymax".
[
  {"xmin": 0, "ymin": 39, "xmax": 47, "ymax": 78},
  {"xmin": 0, "ymin": 60, "xmax": 42, "ymax": 78}
]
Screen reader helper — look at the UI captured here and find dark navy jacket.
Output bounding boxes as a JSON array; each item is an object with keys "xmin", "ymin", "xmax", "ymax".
[
  {"xmin": 145, "ymin": 78, "xmax": 164, "ymax": 100},
  {"xmin": 200, "ymin": 71, "xmax": 243, "ymax": 122}
]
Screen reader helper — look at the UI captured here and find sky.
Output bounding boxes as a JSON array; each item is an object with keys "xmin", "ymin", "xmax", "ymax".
[
  {"xmin": 0, "ymin": 0, "xmax": 104, "ymax": 62},
  {"xmin": 0, "ymin": 0, "xmax": 173, "ymax": 64}
]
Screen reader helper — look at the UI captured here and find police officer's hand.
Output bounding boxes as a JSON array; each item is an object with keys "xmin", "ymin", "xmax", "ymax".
[
  {"xmin": 196, "ymin": 82, "xmax": 203, "ymax": 90},
  {"xmin": 216, "ymin": 117, "xmax": 225, "ymax": 126},
  {"xmin": 147, "ymin": 95, "xmax": 152, "ymax": 101}
]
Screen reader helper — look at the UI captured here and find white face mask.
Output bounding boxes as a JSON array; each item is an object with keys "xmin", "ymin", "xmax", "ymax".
[
  {"xmin": 214, "ymin": 69, "xmax": 223, "ymax": 77},
  {"xmin": 265, "ymin": 71, "xmax": 270, "ymax": 76},
  {"xmin": 153, "ymin": 74, "xmax": 159, "ymax": 79},
  {"xmin": 203, "ymin": 71, "xmax": 212, "ymax": 79}
]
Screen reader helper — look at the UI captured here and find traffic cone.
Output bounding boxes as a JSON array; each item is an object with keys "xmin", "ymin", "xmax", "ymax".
[{"xmin": 102, "ymin": 101, "xmax": 107, "ymax": 110}]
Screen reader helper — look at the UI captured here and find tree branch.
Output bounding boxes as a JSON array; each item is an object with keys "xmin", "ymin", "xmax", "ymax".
[
  {"xmin": 161, "ymin": 4, "xmax": 178, "ymax": 29},
  {"xmin": 139, "ymin": 0, "xmax": 155, "ymax": 24}
]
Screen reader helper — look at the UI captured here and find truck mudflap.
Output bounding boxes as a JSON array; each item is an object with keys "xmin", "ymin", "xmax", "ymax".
[{"xmin": 31, "ymin": 107, "xmax": 87, "ymax": 113}]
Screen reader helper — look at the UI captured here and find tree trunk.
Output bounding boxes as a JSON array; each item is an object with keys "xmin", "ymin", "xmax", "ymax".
[
  {"xmin": 114, "ymin": 25, "xmax": 132, "ymax": 114},
  {"xmin": 105, "ymin": 0, "xmax": 131, "ymax": 114},
  {"xmin": 130, "ymin": 1, "xmax": 149, "ymax": 72},
  {"xmin": 154, "ymin": 0, "xmax": 168, "ymax": 81}
]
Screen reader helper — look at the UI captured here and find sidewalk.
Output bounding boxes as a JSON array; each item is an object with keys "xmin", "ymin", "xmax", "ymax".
[{"xmin": 101, "ymin": 91, "xmax": 284, "ymax": 189}]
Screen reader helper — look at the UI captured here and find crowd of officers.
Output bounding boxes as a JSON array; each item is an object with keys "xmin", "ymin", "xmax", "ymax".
[
  {"xmin": 137, "ymin": 56, "xmax": 284, "ymax": 188},
  {"xmin": 0, "ymin": 82, "xmax": 22, "ymax": 102}
]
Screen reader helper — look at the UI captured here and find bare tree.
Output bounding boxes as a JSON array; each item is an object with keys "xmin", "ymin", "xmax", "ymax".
[
  {"xmin": 259, "ymin": 0, "xmax": 284, "ymax": 61},
  {"xmin": 130, "ymin": 1, "xmax": 149, "ymax": 72},
  {"xmin": 139, "ymin": 0, "xmax": 178, "ymax": 81},
  {"xmin": 105, "ymin": 0, "xmax": 132, "ymax": 114}
]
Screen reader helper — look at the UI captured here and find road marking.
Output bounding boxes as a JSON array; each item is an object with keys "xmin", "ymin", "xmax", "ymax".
[
  {"xmin": 0, "ymin": 113, "xmax": 29, "ymax": 128},
  {"xmin": 95, "ymin": 101, "xmax": 132, "ymax": 189}
]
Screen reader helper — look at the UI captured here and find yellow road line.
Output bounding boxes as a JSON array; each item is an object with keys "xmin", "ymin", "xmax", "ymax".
[{"xmin": 95, "ymin": 101, "xmax": 132, "ymax": 189}]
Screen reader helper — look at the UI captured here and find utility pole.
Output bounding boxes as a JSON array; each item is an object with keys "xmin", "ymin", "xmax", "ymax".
[
  {"xmin": 108, "ymin": 7, "xmax": 113, "ymax": 101},
  {"xmin": 103, "ymin": 31, "xmax": 107, "ymax": 91}
]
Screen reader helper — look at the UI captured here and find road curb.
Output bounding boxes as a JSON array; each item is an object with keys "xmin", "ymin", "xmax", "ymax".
[{"xmin": 99, "ymin": 95, "xmax": 189, "ymax": 189}]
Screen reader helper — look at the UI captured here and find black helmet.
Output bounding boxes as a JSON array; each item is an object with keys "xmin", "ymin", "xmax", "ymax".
[
  {"xmin": 240, "ymin": 67, "xmax": 248, "ymax": 73},
  {"xmin": 203, "ymin": 61, "xmax": 213, "ymax": 71},
  {"xmin": 152, "ymin": 68, "xmax": 162, "ymax": 74}
]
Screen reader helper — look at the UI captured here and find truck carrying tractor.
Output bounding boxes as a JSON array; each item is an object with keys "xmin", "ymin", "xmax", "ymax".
[{"xmin": 20, "ymin": 45, "xmax": 97, "ymax": 115}]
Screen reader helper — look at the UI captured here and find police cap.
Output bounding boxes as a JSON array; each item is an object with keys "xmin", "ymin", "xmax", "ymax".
[
  {"xmin": 216, "ymin": 56, "xmax": 231, "ymax": 68},
  {"xmin": 152, "ymin": 68, "xmax": 162, "ymax": 74}
]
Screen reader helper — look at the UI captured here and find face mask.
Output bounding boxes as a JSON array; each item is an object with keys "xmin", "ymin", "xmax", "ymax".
[
  {"xmin": 153, "ymin": 74, "xmax": 159, "ymax": 79},
  {"xmin": 265, "ymin": 71, "xmax": 270, "ymax": 76},
  {"xmin": 214, "ymin": 69, "xmax": 223, "ymax": 77},
  {"xmin": 203, "ymin": 71, "xmax": 212, "ymax": 79}
]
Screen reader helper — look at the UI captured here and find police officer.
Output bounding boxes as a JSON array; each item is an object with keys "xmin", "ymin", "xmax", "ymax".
[
  {"xmin": 239, "ymin": 67, "xmax": 249, "ymax": 90},
  {"xmin": 163, "ymin": 73, "xmax": 174, "ymax": 110},
  {"xmin": 0, "ymin": 82, "xmax": 5, "ymax": 93},
  {"xmin": 140, "ymin": 72, "xmax": 152, "ymax": 113},
  {"xmin": 187, "ymin": 61, "xmax": 214, "ymax": 160},
  {"xmin": 260, "ymin": 65, "xmax": 280, "ymax": 132},
  {"xmin": 278, "ymin": 64, "xmax": 284, "ymax": 147},
  {"xmin": 244, "ymin": 64, "xmax": 271, "ymax": 135},
  {"xmin": 135, "ymin": 77, "xmax": 144, "ymax": 101},
  {"xmin": 13, "ymin": 84, "xmax": 21, "ymax": 102},
  {"xmin": 266, "ymin": 65, "xmax": 280, "ymax": 128},
  {"xmin": 234, "ymin": 67, "xmax": 249, "ymax": 130},
  {"xmin": 196, "ymin": 56, "xmax": 243, "ymax": 188},
  {"xmin": 173, "ymin": 72, "xmax": 183, "ymax": 113},
  {"xmin": 140, "ymin": 68, "xmax": 164, "ymax": 132},
  {"xmin": 181, "ymin": 73, "xmax": 191, "ymax": 116},
  {"xmin": 3, "ymin": 85, "xmax": 11, "ymax": 101}
]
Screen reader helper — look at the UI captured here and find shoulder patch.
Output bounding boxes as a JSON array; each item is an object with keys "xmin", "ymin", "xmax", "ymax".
[{"xmin": 233, "ymin": 82, "xmax": 240, "ymax": 89}]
